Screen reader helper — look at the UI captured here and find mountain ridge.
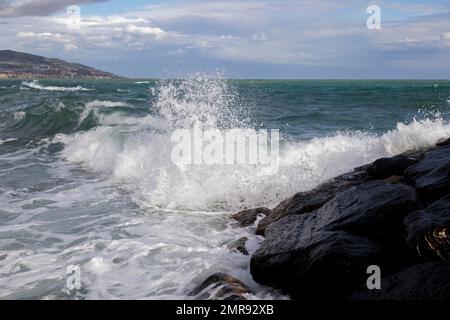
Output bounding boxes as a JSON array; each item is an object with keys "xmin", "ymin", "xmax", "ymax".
[{"xmin": 0, "ymin": 50, "xmax": 123, "ymax": 79}]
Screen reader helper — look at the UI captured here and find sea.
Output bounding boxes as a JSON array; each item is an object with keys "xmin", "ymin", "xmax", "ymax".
[{"xmin": 1, "ymin": 75, "xmax": 450, "ymax": 299}]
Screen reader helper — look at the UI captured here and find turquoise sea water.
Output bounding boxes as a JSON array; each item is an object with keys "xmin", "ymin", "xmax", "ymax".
[{"xmin": 0, "ymin": 77, "xmax": 450, "ymax": 299}]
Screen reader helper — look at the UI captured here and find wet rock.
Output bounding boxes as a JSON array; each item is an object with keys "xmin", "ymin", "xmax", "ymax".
[
  {"xmin": 399, "ymin": 147, "xmax": 431, "ymax": 159},
  {"xmin": 404, "ymin": 145, "xmax": 450, "ymax": 202},
  {"xmin": 227, "ymin": 237, "xmax": 249, "ymax": 255},
  {"xmin": 256, "ymin": 191, "xmax": 331, "ymax": 236},
  {"xmin": 316, "ymin": 181, "xmax": 420, "ymax": 242},
  {"xmin": 256, "ymin": 171, "xmax": 369, "ymax": 236},
  {"xmin": 112, "ymin": 257, "xmax": 124, "ymax": 264},
  {"xmin": 251, "ymin": 181, "xmax": 420, "ymax": 299},
  {"xmin": 250, "ymin": 180, "xmax": 420, "ymax": 298},
  {"xmin": 189, "ymin": 273, "xmax": 251, "ymax": 300},
  {"xmin": 366, "ymin": 155, "xmax": 418, "ymax": 180},
  {"xmin": 230, "ymin": 207, "xmax": 270, "ymax": 227},
  {"xmin": 405, "ymin": 146, "xmax": 450, "ymax": 180},
  {"xmin": 384, "ymin": 175, "xmax": 403, "ymax": 184},
  {"xmin": 423, "ymin": 226, "xmax": 450, "ymax": 261},
  {"xmin": 435, "ymin": 137, "xmax": 450, "ymax": 147},
  {"xmin": 404, "ymin": 194, "xmax": 450, "ymax": 261},
  {"xmin": 252, "ymin": 223, "xmax": 384, "ymax": 299},
  {"xmin": 414, "ymin": 165, "xmax": 450, "ymax": 202},
  {"xmin": 352, "ymin": 262, "xmax": 450, "ymax": 300}
]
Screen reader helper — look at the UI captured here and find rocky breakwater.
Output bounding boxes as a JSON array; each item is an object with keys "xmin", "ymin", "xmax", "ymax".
[{"xmin": 235, "ymin": 138, "xmax": 450, "ymax": 300}]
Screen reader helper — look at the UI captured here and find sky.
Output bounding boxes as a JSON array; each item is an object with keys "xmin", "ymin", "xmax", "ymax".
[{"xmin": 0, "ymin": 0, "xmax": 449, "ymax": 79}]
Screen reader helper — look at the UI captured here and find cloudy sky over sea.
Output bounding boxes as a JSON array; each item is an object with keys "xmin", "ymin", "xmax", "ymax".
[{"xmin": 0, "ymin": 0, "xmax": 449, "ymax": 78}]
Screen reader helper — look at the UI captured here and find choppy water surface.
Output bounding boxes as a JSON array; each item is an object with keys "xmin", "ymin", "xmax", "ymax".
[{"xmin": 1, "ymin": 77, "xmax": 450, "ymax": 299}]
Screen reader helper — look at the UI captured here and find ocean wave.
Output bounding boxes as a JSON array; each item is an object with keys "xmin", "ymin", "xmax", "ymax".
[
  {"xmin": 11, "ymin": 102, "xmax": 84, "ymax": 137},
  {"xmin": 55, "ymin": 75, "xmax": 450, "ymax": 211},
  {"xmin": 56, "ymin": 117, "xmax": 450, "ymax": 211},
  {"xmin": 133, "ymin": 81, "xmax": 150, "ymax": 84},
  {"xmin": 6, "ymin": 100, "xmax": 134, "ymax": 137},
  {"xmin": 79, "ymin": 100, "xmax": 131, "ymax": 126},
  {"xmin": 21, "ymin": 80, "xmax": 94, "ymax": 92},
  {"xmin": 85, "ymin": 100, "xmax": 129, "ymax": 109}
]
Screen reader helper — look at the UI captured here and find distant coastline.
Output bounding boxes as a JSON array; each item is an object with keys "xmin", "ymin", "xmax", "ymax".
[{"xmin": 0, "ymin": 50, "xmax": 123, "ymax": 80}]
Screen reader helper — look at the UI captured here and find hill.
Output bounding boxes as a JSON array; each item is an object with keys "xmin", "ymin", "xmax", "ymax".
[{"xmin": 0, "ymin": 50, "xmax": 122, "ymax": 79}]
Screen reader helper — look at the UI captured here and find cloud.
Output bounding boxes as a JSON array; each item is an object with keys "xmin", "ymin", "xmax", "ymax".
[
  {"xmin": 125, "ymin": 24, "xmax": 164, "ymax": 39},
  {"xmin": 0, "ymin": 0, "xmax": 107, "ymax": 17},
  {"xmin": 1, "ymin": 0, "xmax": 450, "ymax": 78},
  {"xmin": 251, "ymin": 33, "xmax": 267, "ymax": 41}
]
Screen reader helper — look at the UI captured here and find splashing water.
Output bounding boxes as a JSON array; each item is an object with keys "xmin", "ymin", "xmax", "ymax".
[{"xmin": 56, "ymin": 76, "xmax": 450, "ymax": 210}]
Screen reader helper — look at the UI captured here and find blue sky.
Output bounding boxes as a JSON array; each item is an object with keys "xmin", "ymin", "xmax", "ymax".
[{"xmin": 1, "ymin": 0, "xmax": 450, "ymax": 79}]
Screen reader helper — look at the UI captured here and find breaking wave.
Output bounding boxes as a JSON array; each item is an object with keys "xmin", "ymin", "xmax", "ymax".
[{"xmin": 54, "ymin": 75, "xmax": 450, "ymax": 210}]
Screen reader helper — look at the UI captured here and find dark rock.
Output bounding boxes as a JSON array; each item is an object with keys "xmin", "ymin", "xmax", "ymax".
[
  {"xmin": 414, "ymin": 165, "xmax": 450, "ymax": 202},
  {"xmin": 252, "ymin": 223, "xmax": 384, "ymax": 299},
  {"xmin": 230, "ymin": 207, "xmax": 270, "ymax": 227},
  {"xmin": 227, "ymin": 237, "xmax": 249, "ymax": 255},
  {"xmin": 112, "ymin": 257, "xmax": 124, "ymax": 264},
  {"xmin": 404, "ymin": 145, "xmax": 450, "ymax": 202},
  {"xmin": 399, "ymin": 147, "xmax": 430, "ymax": 159},
  {"xmin": 436, "ymin": 137, "xmax": 450, "ymax": 147},
  {"xmin": 405, "ymin": 145, "xmax": 450, "ymax": 181},
  {"xmin": 404, "ymin": 194, "xmax": 450, "ymax": 261},
  {"xmin": 256, "ymin": 191, "xmax": 331, "ymax": 236},
  {"xmin": 251, "ymin": 181, "xmax": 420, "ymax": 299},
  {"xmin": 352, "ymin": 262, "xmax": 450, "ymax": 300},
  {"xmin": 256, "ymin": 171, "xmax": 369, "ymax": 236},
  {"xmin": 189, "ymin": 273, "xmax": 251, "ymax": 300},
  {"xmin": 321, "ymin": 181, "xmax": 420, "ymax": 242},
  {"xmin": 366, "ymin": 155, "xmax": 418, "ymax": 180},
  {"xmin": 384, "ymin": 175, "xmax": 403, "ymax": 184}
]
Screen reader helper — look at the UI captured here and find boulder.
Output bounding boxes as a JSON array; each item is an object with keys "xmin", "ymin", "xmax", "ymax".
[
  {"xmin": 435, "ymin": 137, "xmax": 450, "ymax": 147},
  {"xmin": 227, "ymin": 237, "xmax": 249, "ymax": 255},
  {"xmin": 189, "ymin": 273, "xmax": 251, "ymax": 300},
  {"xmin": 405, "ymin": 144, "xmax": 450, "ymax": 180},
  {"xmin": 256, "ymin": 190, "xmax": 332, "ymax": 236},
  {"xmin": 404, "ymin": 194, "xmax": 450, "ymax": 261},
  {"xmin": 251, "ymin": 222, "xmax": 384, "ymax": 299},
  {"xmin": 366, "ymin": 155, "xmax": 418, "ymax": 180},
  {"xmin": 384, "ymin": 175, "xmax": 403, "ymax": 184},
  {"xmin": 251, "ymin": 181, "xmax": 420, "ymax": 299},
  {"xmin": 230, "ymin": 207, "xmax": 270, "ymax": 227},
  {"xmin": 256, "ymin": 171, "xmax": 369, "ymax": 236},
  {"xmin": 404, "ymin": 145, "xmax": 450, "ymax": 202},
  {"xmin": 319, "ymin": 181, "xmax": 420, "ymax": 243},
  {"xmin": 414, "ymin": 165, "xmax": 450, "ymax": 202},
  {"xmin": 352, "ymin": 262, "xmax": 450, "ymax": 300}
]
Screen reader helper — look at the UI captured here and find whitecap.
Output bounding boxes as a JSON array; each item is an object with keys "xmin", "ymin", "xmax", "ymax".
[{"xmin": 21, "ymin": 80, "xmax": 94, "ymax": 92}]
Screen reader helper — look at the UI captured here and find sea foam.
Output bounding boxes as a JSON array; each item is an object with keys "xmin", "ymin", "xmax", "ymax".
[
  {"xmin": 21, "ymin": 80, "xmax": 94, "ymax": 92},
  {"xmin": 56, "ymin": 75, "xmax": 450, "ymax": 211}
]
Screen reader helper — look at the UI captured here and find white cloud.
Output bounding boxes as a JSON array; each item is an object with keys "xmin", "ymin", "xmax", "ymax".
[
  {"xmin": 251, "ymin": 33, "xmax": 267, "ymax": 41},
  {"xmin": 220, "ymin": 35, "xmax": 234, "ymax": 40},
  {"xmin": 125, "ymin": 24, "xmax": 164, "ymax": 39}
]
